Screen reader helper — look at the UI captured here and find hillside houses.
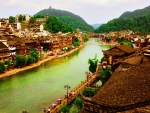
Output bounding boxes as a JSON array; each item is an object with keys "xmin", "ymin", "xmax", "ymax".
[{"xmin": 0, "ymin": 18, "xmax": 85, "ymax": 63}]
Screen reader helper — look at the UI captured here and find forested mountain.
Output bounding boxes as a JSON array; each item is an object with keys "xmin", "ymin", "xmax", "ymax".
[
  {"xmin": 120, "ymin": 5, "xmax": 150, "ymax": 18},
  {"xmin": 35, "ymin": 8, "xmax": 94, "ymax": 32},
  {"xmin": 94, "ymin": 14, "xmax": 150, "ymax": 35}
]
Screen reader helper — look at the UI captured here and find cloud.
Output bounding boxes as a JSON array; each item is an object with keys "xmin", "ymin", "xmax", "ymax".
[
  {"xmin": 80, "ymin": 0, "xmax": 143, "ymax": 7},
  {"xmin": 6, "ymin": 0, "xmax": 47, "ymax": 12}
]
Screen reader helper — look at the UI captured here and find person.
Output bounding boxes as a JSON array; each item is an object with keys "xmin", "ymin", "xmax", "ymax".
[
  {"xmin": 47, "ymin": 107, "xmax": 51, "ymax": 113},
  {"xmin": 72, "ymin": 91, "xmax": 74, "ymax": 96},
  {"xmin": 43, "ymin": 108, "xmax": 46, "ymax": 113}
]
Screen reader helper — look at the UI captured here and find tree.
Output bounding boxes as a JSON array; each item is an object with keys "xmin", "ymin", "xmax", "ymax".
[
  {"xmin": 82, "ymin": 87, "xmax": 98, "ymax": 97},
  {"xmin": 121, "ymin": 41, "xmax": 133, "ymax": 47},
  {"xmin": 9, "ymin": 16, "xmax": 15, "ymax": 23},
  {"xmin": 15, "ymin": 55, "xmax": 26, "ymax": 67},
  {"xmin": 29, "ymin": 48, "xmax": 39, "ymax": 62},
  {"xmin": 18, "ymin": 14, "xmax": 23, "ymax": 22},
  {"xmin": 99, "ymin": 67, "xmax": 111, "ymax": 85},
  {"xmin": 26, "ymin": 55, "xmax": 35, "ymax": 65},
  {"xmin": 22, "ymin": 15, "xmax": 26, "ymax": 21},
  {"xmin": 73, "ymin": 37, "xmax": 80, "ymax": 47},
  {"xmin": 5, "ymin": 60, "xmax": 11, "ymax": 70},
  {"xmin": 74, "ymin": 96, "xmax": 84, "ymax": 110},
  {"xmin": 88, "ymin": 54, "xmax": 98, "ymax": 73},
  {"xmin": 84, "ymin": 34, "xmax": 90, "ymax": 42},
  {"xmin": 59, "ymin": 104, "xmax": 69, "ymax": 113},
  {"xmin": 0, "ymin": 62, "xmax": 6, "ymax": 73},
  {"xmin": 45, "ymin": 16, "xmax": 73, "ymax": 33},
  {"xmin": 29, "ymin": 16, "xmax": 36, "ymax": 23}
]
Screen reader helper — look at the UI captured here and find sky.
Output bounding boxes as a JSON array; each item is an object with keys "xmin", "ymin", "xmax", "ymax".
[{"xmin": 0, "ymin": 0, "xmax": 150, "ymax": 25}]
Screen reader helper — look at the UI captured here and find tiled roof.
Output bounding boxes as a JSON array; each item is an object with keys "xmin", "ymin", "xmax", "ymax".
[{"xmin": 92, "ymin": 62, "xmax": 150, "ymax": 107}]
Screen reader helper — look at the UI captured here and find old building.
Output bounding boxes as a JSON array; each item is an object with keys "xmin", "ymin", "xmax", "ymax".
[
  {"xmin": 80, "ymin": 62, "xmax": 150, "ymax": 113},
  {"xmin": 0, "ymin": 42, "xmax": 11, "ymax": 62}
]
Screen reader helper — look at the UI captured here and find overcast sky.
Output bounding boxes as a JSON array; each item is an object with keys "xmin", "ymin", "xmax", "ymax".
[{"xmin": 0, "ymin": 0, "xmax": 149, "ymax": 24}]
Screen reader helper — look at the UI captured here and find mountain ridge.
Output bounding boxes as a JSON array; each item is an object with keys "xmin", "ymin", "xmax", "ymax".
[
  {"xmin": 35, "ymin": 8, "xmax": 94, "ymax": 32},
  {"xmin": 120, "ymin": 5, "xmax": 150, "ymax": 18}
]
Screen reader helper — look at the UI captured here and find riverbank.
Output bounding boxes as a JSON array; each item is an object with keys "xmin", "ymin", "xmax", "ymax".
[{"xmin": 0, "ymin": 45, "xmax": 83, "ymax": 79}]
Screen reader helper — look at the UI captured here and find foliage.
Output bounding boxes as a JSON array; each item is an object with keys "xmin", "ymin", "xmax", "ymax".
[
  {"xmin": 73, "ymin": 37, "xmax": 80, "ymax": 47},
  {"xmin": 59, "ymin": 104, "xmax": 69, "ymax": 113},
  {"xmin": 29, "ymin": 48, "xmax": 39, "ymax": 62},
  {"xmin": 88, "ymin": 54, "xmax": 98, "ymax": 73},
  {"xmin": 9, "ymin": 16, "xmax": 15, "ymax": 23},
  {"xmin": 74, "ymin": 96, "xmax": 84, "ymax": 110},
  {"xmin": 43, "ymin": 48, "xmax": 48, "ymax": 53},
  {"xmin": 95, "ymin": 14, "xmax": 150, "ymax": 35},
  {"xmin": 99, "ymin": 67, "xmax": 112, "ymax": 85},
  {"xmin": 29, "ymin": 16, "xmax": 36, "ymax": 23},
  {"xmin": 15, "ymin": 55, "xmax": 26, "ymax": 67},
  {"xmin": 18, "ymin": 15, "xmax": 23, "ymax": 22},
  {"xmin": 0, "ymin": 62, "xmax": 6, "ymax": 73},
  {"xmin": 35, "ymin": 8, "xmax": 94, "ymax": 32},
  {"xmin": 84, "ymin": 34, "xmax": 90, "ymax": 42},
  {"xmin": 82, "ymin": 88, "xmax": 98, "ymax": 97},
  {"xmin": 34, "ymin": 14, "xmax": 45, "ymax": 18},
  {"xmin": 121, "ymin": 41, "xmax": 133, "ymax": 47},
  {"xmin": 115, "ymin": 37, "xmax": 133, "ymax": 47},
  {"xmin": 115, "ymin": 37, "xmax": 125, "ymax": 43},
  {"xmin": 26, "ymin": 55, "xmax": 35, "ymax": 65},
  {"xmin": 107, "ymin": 35, "xmax": 112, "ymax": 41},
  {"xmin": 44, "ymin": 16, "xmax": 73, "ymax": 33},
  {"xmin": 120, "ymin": 5, "xmax": 150, "ymax": 18},
  {"xmin": 5, "ymin": 60, "xmax": 11, "ymax": 67},
  {"xmin": 67, "ymin": 46, "xmax": 71, "ymax": 51},
  {"xmin": 22, "ymin": 15, "xmax": 26, "ymax": 21}
]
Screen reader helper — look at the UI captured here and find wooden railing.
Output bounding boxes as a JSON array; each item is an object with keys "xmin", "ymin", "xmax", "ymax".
[{"xmin": 42, "ymin": 73, "xmax": 99, "ymax": 113}]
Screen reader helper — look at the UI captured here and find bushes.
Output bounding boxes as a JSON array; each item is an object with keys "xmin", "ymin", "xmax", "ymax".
[
  {"xmin": 88, "ymin": 54, "xmax": 98, "ymax": 73},
  {"xmin": 82, "ymin": 87, "xmax": 98, "ymax": 97},
  {"xmin": 15, "ymin": 55, "xmax": 27, "ymax": 67},
  {"xmin": 15, "ymin": 48, "xmax": 39, "ymax": 67},
  {"xmin": 99, "ymin": 67, "xmax": 111, "ymax": 85},
  {"xmin": 0, "ymin": 62, "xmax": 6, "ymax": 73},
  {"xmin": 59, "ymin": 104, "xmax": 69, "ymax": 113}
]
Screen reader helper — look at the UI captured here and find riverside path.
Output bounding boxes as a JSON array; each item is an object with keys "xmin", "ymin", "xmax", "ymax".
[{"xmin": 43, "ymin": 73, "xmax": 99, "ymax": 113}]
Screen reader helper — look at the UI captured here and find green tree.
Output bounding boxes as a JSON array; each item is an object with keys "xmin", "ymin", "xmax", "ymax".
[
  {"xmin": 84, "ymin": 34, "xmax": 90, "ymax": 42},
  {"xmin": 99, "ymin": 67, "xmax": 111, "ymax": 85},
  {"xmin": 29, "ymin": 48, "xmax": 39, "ymax": 62},
  {"xmin": 18, "ymin": 14, "xmax": 23, "ymax": 22},
  {"xmin": 82, "ymin": 87, "xmax": 98, "ymax": 97},
  {"xmin": 9, "ymin": 16, "xmax": 15, "ymax": 23},
  {"xmin": 59, "ymin": 104, "xmax": 69, "ymax": 113},
  {"xmin": 73, "ymin": 37, "xmax": 80, "ymax": 47},
  {"xmin": 22, "ymin": 15, "xmax": 26, "ymax": 21},
  {"xmin": 45, "ymin": 16, "xmax": 73, "ymax": 33},
  {"xmin": 5, "ymin": 60, "xmax": 11, "ymax": 70},
  {"xmin": 0, "ymin": 62, "xmax": 6, "ymax": 73},
  {"xmin": 29, "ymin": 16, "xmax": 36, "ymax": 23},
  {"xmin": 121, "ymin": 41, "xmax": 133, "ymax": 47},
  {"xmin": 5, "ymin": 60, "xmax": 11, "ymax": 67},
  {"xmin": 74, "ymin": 96, "xmax": 84, "ymax": 110},
  {"xmin": 26, "ymin": 55, "xmax": 35, "ymax": 65},
  {"xmin": 15, "ymin": 55, "xmax": 26, "ymax": 67},
  {"xmin": 88, "ymin": 54, "xmax": 98, "ymax": 73}
]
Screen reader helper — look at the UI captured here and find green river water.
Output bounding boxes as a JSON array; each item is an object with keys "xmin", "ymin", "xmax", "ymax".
[{"xmin": 0, "ymin": 38, "xmax": 111, "ymax": 113}]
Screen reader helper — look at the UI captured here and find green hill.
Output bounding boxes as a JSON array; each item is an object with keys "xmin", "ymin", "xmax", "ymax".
[
  {"xmin": 35, "ymin": 8, "xmax": 94, "ymax": 32},
  {"xmin": 120, "ymin": 5, "xmax": 150, "ymax": 18},
  {"xmin": 94, "ymin": 14, "xmax": 150, "ymax": 35}
]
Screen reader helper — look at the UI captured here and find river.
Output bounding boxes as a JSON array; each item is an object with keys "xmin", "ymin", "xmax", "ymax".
[{"xmin": 0, "ymin": 38, "xmax": 111, "ymax": 113}]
